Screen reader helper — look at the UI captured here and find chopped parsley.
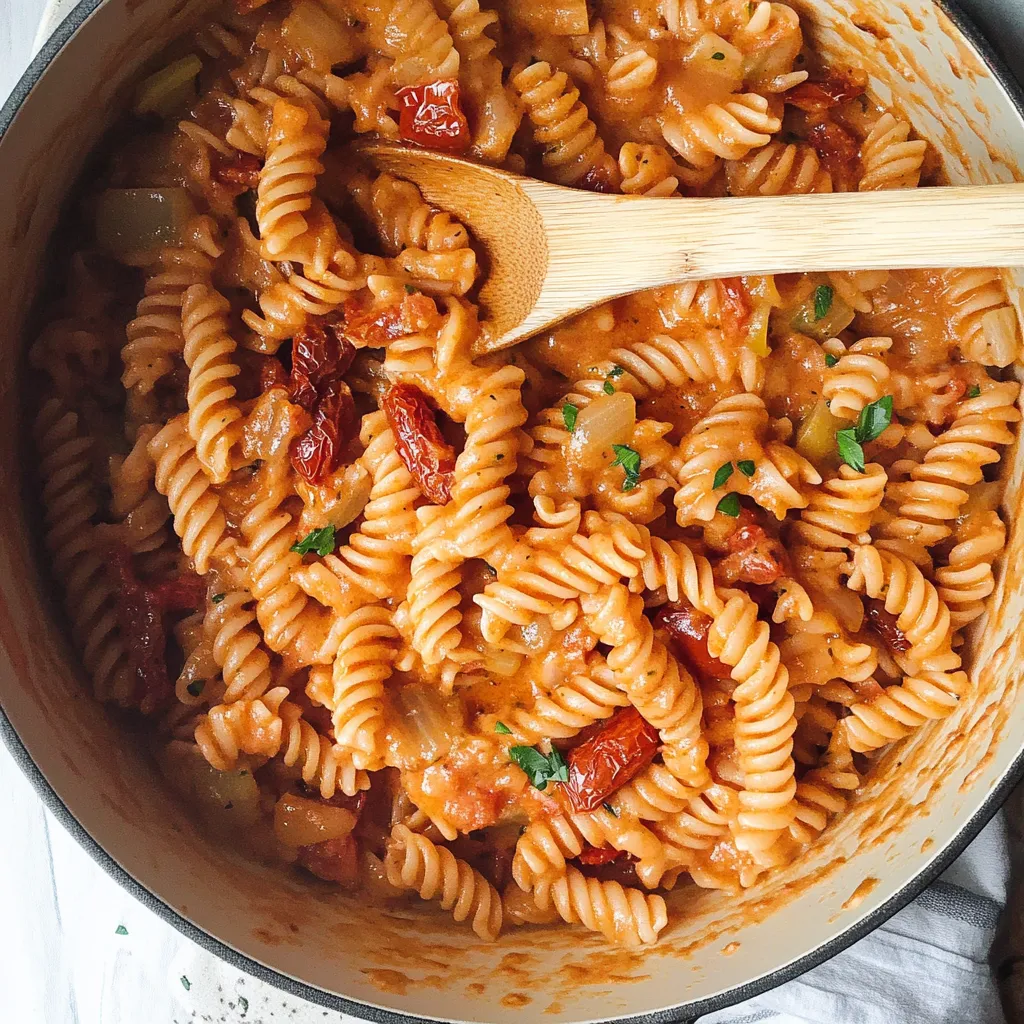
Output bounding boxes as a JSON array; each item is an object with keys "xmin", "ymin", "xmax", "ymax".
[
  {"xmin": 836, "ymin": 395, "xmax": 893, "ymax": 472},
  {"xmin": 603, "ymin": 380, "xmax": 615, "ymax": 395},
  {"xmin": 115, "ymin": 925, "xmax": 128, "ymax": 936},
  {"xmin": 824, "ymin": 353, "xmax": 839, "ymax": 368},
  {"xmin": 562, "ymin": 402, "xmax": 578, "ymax": 432},
  {"xmin": 968, "ymin": 384, "xmax": 981, "ymax": 399},
  {"xmin": 404, "ymin": 284, "xmax": 418, "ymax": 294},
  {"xmin": 716, "ymin": 492, "xmax": 741, "ymax": 517},
  {"xmin": 508, "ymin": 744, "xmax": 569, "ymax": 791},
  {"xmin": 611, "ymin": 444, "xmax": 642, "ymax": 491},
  {"xmin": 180, "ymin": 976, "xmax": 191, "ymax": 992},
  {"xmin": 211, "ymin": 593, "xmax": 226, "ymax": 604},
  {"xmin": 186, "ymin": 679, "xmax": 205, "ymax": 698},
  {"xmin": 290, "ymin": 525, "xmax": 336, "ymax": 557},
  {"xmin": 711, "ymin": 51, "xmax": 725, "ymax": 60},
  {"xmin": 494, "ymin": 721, "xmax": 512, "ymax": 735},
  {"xmin": 238, "ymin": 996, "xmax": 249, "ymax": 1015},
  {"xmin": 737, "ymin": 459, "xmax": 756, "ymax": 478},
  {"xmin": 713, "ymin": 462, "xmax": 734, "ymax": 489},
  {"xmin": 602, "ymin": 365, "xmax": 624, "ymax": 394},
  {"xmin": 813, "ymin": 284, "xmax": 834, "ymax": 321},
  {"xmin": 607, "ymin": 365, "xmax": 624, "ymax": 378}
]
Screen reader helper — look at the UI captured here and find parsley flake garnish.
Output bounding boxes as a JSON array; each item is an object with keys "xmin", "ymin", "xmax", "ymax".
[
  {"xmin": 711, "ymin": 51, "xmax": 725, "ymax": 60},
  {"xmin": 813, "ymin": 284, "xmax": 834, "ymax": 321},
  {"xmin": 238, "ymin": 996, "xmax": 249, "ymax": 1015},
  {"xmin": 186, "ymin": 679, "xmax": 205, "ymax": 698},
  {"xmin": 737, "ymin": 459, "xmax": 756, "ymax": 478},
  {"xmin": 836, "ymin": 395, "xmax": 893, "ymax": 472},
  {"xmin": 508, "ymin": 744, "xmax": 569, "ymax": 791},
  {"xmin": 824, "ymin": 353, "xmax": 839, "ymax": 368},
  {"xmin": 717, "ymin": 492, "xmax": 741, "ymax": 517},
  {"xmin": 180, "ymin": 976, "xmax": 191, "ymax": 992},
  {"xmin": 603, "ymin": 380, "xmax": 615, "ymax": 395},
  {"xmin": 607, "ymin": 365, "xmax": 624, "ymax": 378},
  {"xmin": 115, "ymin": 925, "xmax": 128, "ymax": 936},
  {"xmin": 611, "ymin": 444, "xmax": 642, "ymax": 491},
  {"xmin": 494, "ymin": 721, "xmax": 512, "ymax": 735},
  {"xmin": 290, "ymin": 525, "xmax": 336, "ymax": 557},
  {"xmin": 211, "ymin": 593, "xmax": 226, "ymax": 604},
  {"xmin": 968, "ymin": 384, "xmax": 981, "ymax": 398},
  {"xmin": 713, "ymin": 462, "xmax": 733, "ymax": 489},
  {"xmin": 562, "ymin": 402, "xmax": 578, "ymax": 432},
  {"xmin": 404, "ymin": 284, "xmax": 418, "ymax": 294}
]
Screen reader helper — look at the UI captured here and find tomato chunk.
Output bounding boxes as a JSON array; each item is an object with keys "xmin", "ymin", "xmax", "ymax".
[
  {"xmin": 564, "ymin": 707, "xmax": 660, "ymax": 813},
  {"xmin": 296, "ymin": 834, "xmax": 359, "ymax": 885},
  {"xmin": 576, "ymin": 843, "xmax": 626, "ymax": 866},
  {"xmin": 656, "ymin": 605, "xmax": 732, "ymax": 682},
  {"xmin": 289, "ymin": 378, "xmax": 356, "ymax": 484},
  {"xmin": 785, "ymin": 71, "xmax": 866, "ymax": 113},
  {"xmin": 381, "ymin": 383, "xmax": 456, "ymax": 504},
  {"xmin": 864, "ymin": 598, "xmax": 911, "ymax": 654},
  {"xmin": 396, "ymin": 79, "xmax": 470, "ymax": 152},
  {"xmin": 716, "ymin": 277, "xmax": 752, "ymax": 345},
  {"xmin": 342, "ymin": 292, "xmax": 439, "ymax": 348},
  {"xmin": 716, "ymin": 523, "xmax": 789, "ymax": 586},
  {"xmin": 147, "ymin": 571, "xmax": 206, "ymax": 613},
  {"xmin": 214, "ymin": 152, "xmax": 262, "ymax": 193},
  {"xmin": 807, "ymin": 119, "xmax": 860, "ymax": 185}
]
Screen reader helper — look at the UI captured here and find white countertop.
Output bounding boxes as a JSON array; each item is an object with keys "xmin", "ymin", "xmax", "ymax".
[{"xmin": 1, "ymin": 2, "xmax": 1023, "ymax": 1023}]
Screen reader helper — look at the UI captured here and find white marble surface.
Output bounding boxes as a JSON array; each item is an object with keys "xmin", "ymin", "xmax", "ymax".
[{"xmin": 1, "ymin": 2, "xmax": 1023, "ymax": 1024}]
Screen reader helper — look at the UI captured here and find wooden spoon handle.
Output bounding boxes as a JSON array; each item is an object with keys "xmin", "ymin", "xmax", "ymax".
[{"xmin": 540, "ymin": 183, "xmax": 1024, "ymax": 294}]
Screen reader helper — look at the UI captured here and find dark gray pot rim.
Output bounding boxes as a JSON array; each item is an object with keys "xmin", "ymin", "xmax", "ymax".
[{"xmin": 2, "ymin": 2, "xmax": 1022, "ymax": 1022}]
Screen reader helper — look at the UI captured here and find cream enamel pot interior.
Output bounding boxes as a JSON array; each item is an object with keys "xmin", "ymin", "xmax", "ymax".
[{"xmin": 2, "ymin": 1, "xmax": 1024, "ymax": 1021}]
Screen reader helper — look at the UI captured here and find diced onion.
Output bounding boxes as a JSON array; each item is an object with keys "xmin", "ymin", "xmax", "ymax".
[
  {"xmin": 790, "ymin": 291, "xmax": 855, "ymax": 342},
  {"xmin": 385, "ymin": 684, "xmax": 465, "ymax": 771},
  {"xmin": 567, "ymin": 391, "xmax": 636, "ymax": 473},
  {"xmin": 273, "ymin": 792, "xmax": 357, "ymax": 847},
  {"xmin": 133, "ymin": 55, "xmax": 202, "ymax": 117},
  {"xmin": 794, "ymin": 400, "xmax": 846, "ymax": 462},
  {"xmin": 157, "ymin": 740, "xmax": 262, "ymax": 828},
  {"xmin": 282, "ymin": 1, "xmax": 360, "ymax": 72},
  {"xmin": 95, "ymin": 188, "xmax": 195, "ymax": 263},
  {"xmin": 973, "ymin": 306, "xmax": 1019, "ymax": 367}
]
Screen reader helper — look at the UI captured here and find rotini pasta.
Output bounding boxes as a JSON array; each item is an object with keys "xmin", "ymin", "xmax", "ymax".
[{"xmin": 29, "ymin": 0, "xmax": 1022, "ymax": 947}]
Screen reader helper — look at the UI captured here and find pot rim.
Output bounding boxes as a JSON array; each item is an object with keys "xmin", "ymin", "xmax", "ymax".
[{"xmin": 1, "ymin": 1, "xmax": 1022, "ymax": 1022}]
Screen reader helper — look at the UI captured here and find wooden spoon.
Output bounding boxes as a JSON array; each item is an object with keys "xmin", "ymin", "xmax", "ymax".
[{"xmin": 355, "ymin": 141, "xmax": 1024, "ymax": 356}]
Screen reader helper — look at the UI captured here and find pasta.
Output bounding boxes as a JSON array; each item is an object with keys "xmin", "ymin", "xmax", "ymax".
[{"xmin": 29, "ymin": 0, "xmax": 1022, "ymax": 949}]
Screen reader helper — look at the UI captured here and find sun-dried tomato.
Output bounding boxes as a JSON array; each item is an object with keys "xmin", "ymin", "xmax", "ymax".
[
  {"xmin": 865, "ymin": 597, "xmax": 911, "ymax": 654},
  {"xmin": 214, "ymin": 151, "xmax": 262, "ymax": 193},
  {"xmin": 656, "ymin": 605, "xmax": 732, "ymax": 682},
  {"xmin": 716, "ymin": 523, "xmax": 789, "ymax": 586},
  {"xmin": 381, "ymin": 383, "xmax": 456, "ymax": 504},
  {"xmin": 807, "ymin": 119, "xmax": 860, "ymax": 187},
  {"xmin": 716, "ymin": 277, "xmax": 752, "ymax": 345},
  {"xmin": 296, "ymin": 834, "xmax": 359, "ymax": 885},
  {"xmin": 232, "ymin": 351, "xmax": 289, "ymax": 400},
  {"xmin": 289, "ymin": 379, "xmax": 356, "ymax": 484},
  {"xmin": 289, "ymin": 323, "xmax": 356, "ymax": 411},
  {"xmin": 396, "ymin": 79, "xmax": 470, "ymax": 152},
  {"xmin": 563, "ymin": 707, "xmax": 660, "ymax": 813},
  {"xmin": 107, "ymin": 545, "xmax": 171, "ymax": 715},
  {"xmin": 577, "ymin": 844, "xmax": 626, "ymax": 866},
  {"xmin": 785, "ymin": 71, "xmax": 866, "ymax": 113},
  {"xmin": 849, "ymin": 676, "xmax": 886, "ymax": 701},
  {"xmin": 342, "ymin": 292, "xmax": 439, "ymax": 348}
]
